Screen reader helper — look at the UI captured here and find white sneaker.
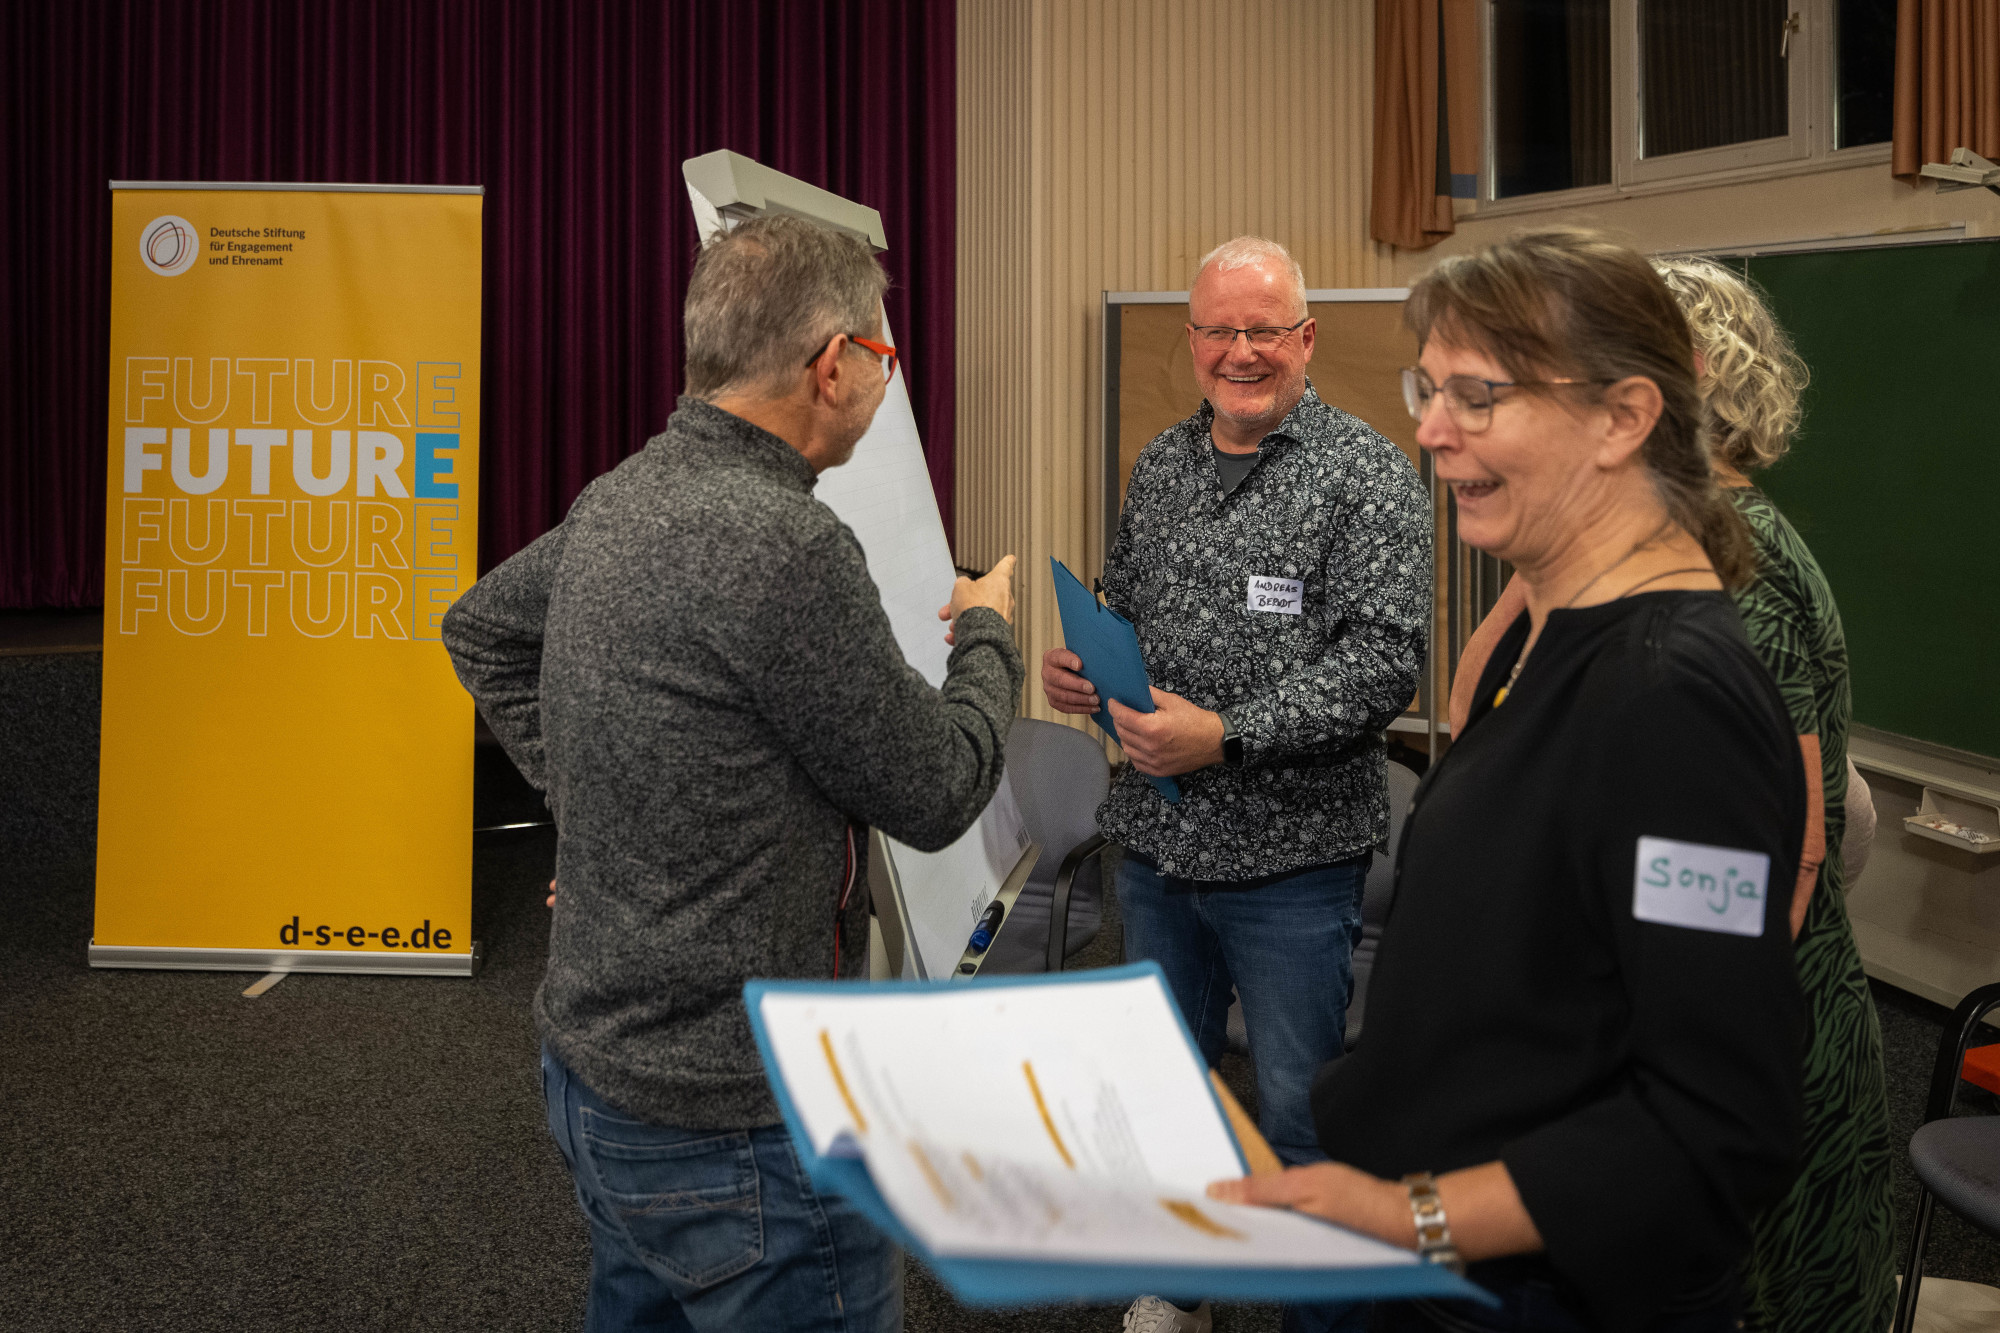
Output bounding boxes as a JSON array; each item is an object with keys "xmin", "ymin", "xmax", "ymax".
[{"xmin": 1122, "ymin": 1295, "xmax": 1213, "ymax": 1333}]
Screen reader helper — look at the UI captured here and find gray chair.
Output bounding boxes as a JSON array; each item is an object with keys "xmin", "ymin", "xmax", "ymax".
[
  {"xmin": 1892, "ymin": 981, "xmax": 2000, "ymax": 1333},
  {"xmin": 979, "ymin": 717, "xmax": 1112, "ymax": 974},
  {"xmin": 1342, "ymin": 756, "xmax": 1421, "ymax": 1048},
  {"xmin": 1225, "ymin": 755, "xmax": 1421, "ymax": 1055}
]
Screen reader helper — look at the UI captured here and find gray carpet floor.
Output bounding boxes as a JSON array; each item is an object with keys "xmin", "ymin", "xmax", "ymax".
[{"xmin": 2, "ymin": 647, "xmax": 1995, "ymax": 1331}]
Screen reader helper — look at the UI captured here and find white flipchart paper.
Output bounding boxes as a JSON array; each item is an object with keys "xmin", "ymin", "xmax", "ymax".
[
  {"xmin": 814, "ymin": 327, "xmax": 1028, "ymax": 979},
  {"xmin": 684, "ymin": 181, "xmax": 1022, "ymax": 981},
  {"xmin": 890, "ymin": 770, "xmax": 1033, "ymax": 978},
  {"xmin": 811, "ymin": 331, "xmax": 957, "ymax": 690}
]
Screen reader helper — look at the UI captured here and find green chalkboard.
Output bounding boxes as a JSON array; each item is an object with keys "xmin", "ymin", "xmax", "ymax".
[{"xmin": 1739, "ymin": 239, "xmax": 2000, "ymax": 762}]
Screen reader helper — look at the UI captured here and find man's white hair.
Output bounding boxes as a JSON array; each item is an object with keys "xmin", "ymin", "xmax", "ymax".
[{"xmin": 1194, "ymin": 236, "xmax": 1308, "ymax": 318}]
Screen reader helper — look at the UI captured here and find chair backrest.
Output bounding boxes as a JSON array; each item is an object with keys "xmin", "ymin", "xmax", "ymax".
[
  {"xmin": 1362, "ymin": 758, "xmax": 1421, "ymax": 933},
  {"xmin": 1342, "ymin": 755, "xmax": 1422, "ymax": 1049},
  {"xmin": 1004, "ymin": 717, "xmax": 1111, "ymax": 885}
]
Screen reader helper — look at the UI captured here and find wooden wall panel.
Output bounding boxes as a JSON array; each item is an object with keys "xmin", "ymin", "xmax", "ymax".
[
  {"xmin": 955, "ymin": 0, "xmax": 1034, "ymax": 582},
  {"xmin": 957, "ymin": 0, "xmax": 1395, "ymax": 724},
  {"xmin": 1115, "ymin": 304, "xmax": 1199, "ymax": 512}
]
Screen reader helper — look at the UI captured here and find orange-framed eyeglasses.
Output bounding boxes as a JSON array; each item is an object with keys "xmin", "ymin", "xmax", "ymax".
[{"xmin": 805, "ymin": 332, "xmax": 899, "ymax": 383}]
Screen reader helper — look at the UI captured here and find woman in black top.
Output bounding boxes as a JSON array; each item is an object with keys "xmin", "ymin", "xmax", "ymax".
[{"xmin": 1210, "ymin": 230, "xmax": 1806, "ymax": 1332}]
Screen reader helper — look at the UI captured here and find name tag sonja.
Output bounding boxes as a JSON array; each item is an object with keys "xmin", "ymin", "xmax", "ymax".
[
  {"xmin": 1632, "ymin": 835, "xmax": 1769, "ymax": 937},
  {"xmin": 1246, "ymin": 575, "xmax": 1303, "ymax": 615}
]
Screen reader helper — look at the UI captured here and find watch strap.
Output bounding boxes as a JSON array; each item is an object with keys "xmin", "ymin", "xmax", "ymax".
[
  {"xmin": 1219, "ymin": 714, "xmax": 1243, "ymax": 767},
  {"xmin": 1401, "ymin": 1172, "xmax": 1465, "ymax": 1274}
]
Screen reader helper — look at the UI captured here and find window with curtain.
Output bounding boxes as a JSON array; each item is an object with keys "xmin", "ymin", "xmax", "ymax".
[
  {"xmin": 1480, "ymin": 0, "xmax": 1899, "ymax": 206},
  {"xmin": 1835, "ymin": 0, "xmax": 1896, "ymax": 148},
  {"xmin": 1492, "ymin": 0, "xmax": 1612, "ymax": 198},
  {"xmin": 1640, "ymin": 0, "xmax": 1790, "ymax": 158}
]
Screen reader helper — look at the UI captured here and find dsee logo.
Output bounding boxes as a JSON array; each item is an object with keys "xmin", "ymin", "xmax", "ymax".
[{"xmin": 140, "ymin": 216, "xmax": 199, "ymax": 277}]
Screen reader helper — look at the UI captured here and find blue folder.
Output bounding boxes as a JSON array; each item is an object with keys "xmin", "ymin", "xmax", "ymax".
[
  {"xmin": 743, "ymin": 962, "xmax": 1494, "ymax": 1310},
  {"xmin": 1050, "ymin": 559, "xmax": 1180, "ymax": 803}
]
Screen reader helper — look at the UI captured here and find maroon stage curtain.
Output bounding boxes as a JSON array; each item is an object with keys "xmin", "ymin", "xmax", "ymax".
[{"xmin": 0, "ymin": 0, "xmax": 956, "ymax": 609}]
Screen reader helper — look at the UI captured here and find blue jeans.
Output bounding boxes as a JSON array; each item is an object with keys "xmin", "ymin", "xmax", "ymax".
[
  {"xmin": 541, "ymin": 1048, "xmax": 902, "ymax": 1333},
  {"xmin": 1119, "ymin": 854, "xmax": 1366, "ymax": 1167},
  {"xmin": 1121, "ymin": 855, "xmax": 1370, "ymax": 1333}
]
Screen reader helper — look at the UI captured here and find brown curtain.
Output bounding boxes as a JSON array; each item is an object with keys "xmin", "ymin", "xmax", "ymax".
[
  {"xmin": 1372, "ymin": 0, "xmax": 1479, "ymax": 250},
  {"xmin": 1444, "ymin": 0, "xmax": 1483, "ymax": 198},
  {"xmin": 1893, "ymin": 0, "xmax": 2000, "ymax": 181}
]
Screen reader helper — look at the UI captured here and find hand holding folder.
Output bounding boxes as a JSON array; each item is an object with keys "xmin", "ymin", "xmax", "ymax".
[
  {"xmin": 1211, "ymin": 1070, "xmax": 1282, "ymax": 1178},
  {"xmin": 1050, "ymin": 559, "xmax": 1180, "ymax": 804},
  {"xmin": 745, "ymin": 964, "xmax": 1491, "ymax": 1309}
]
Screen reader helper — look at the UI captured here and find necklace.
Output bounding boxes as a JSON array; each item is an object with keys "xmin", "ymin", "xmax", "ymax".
[
  {"xmin": 1614, "ymin": 567, "xmax": 1711, "ymax": 597},
  {"xmin": 1493, "ymin": 526, "xmax": 1705, "ymax": 709},
  {"xmin": 1560, "ymin": 520, "xmax": 1673, "ymax": 609}
]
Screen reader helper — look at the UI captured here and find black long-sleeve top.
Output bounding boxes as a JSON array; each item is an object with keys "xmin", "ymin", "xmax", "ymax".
[{"xmin": 1313, "ymin": 592, "xmax": 1806, "ymax": 1329}]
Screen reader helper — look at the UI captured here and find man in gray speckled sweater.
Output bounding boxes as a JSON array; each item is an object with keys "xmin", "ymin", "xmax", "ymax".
[{"xmin": 442, "ymin": 217, "xmax": 1022, "ymax": 1333}]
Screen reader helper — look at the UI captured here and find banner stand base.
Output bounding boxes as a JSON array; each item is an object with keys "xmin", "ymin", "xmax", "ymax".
[{"xmin": 87, "ymin": 941, "xmax": 481, "ymax": 978}]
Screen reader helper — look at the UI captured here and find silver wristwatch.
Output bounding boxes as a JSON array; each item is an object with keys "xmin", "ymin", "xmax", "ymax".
[{"xmin": 1401, "ymin": 1172, "xmax": 1466, "ymax": 1274}]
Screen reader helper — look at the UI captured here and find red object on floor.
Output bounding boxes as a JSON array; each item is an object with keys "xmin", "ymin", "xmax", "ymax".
[{"xmin": 1962, "ymin": 1044, "xmax": 2000, "ymax": 1095}]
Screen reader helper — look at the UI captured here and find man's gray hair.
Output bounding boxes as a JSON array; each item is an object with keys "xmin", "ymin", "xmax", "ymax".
[
  {"xmin": 684, "ymin": 215, "xmax": 889, "ymax": 401},
  {"xmin": 1194, "ymin": 236, "xmax": 1308, "ymax": 318}
]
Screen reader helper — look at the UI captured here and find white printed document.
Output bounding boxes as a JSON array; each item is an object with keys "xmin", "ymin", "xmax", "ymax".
[{"xmin": 744, "ymin": 966, "xmax": 1486, "ymax": 1308}]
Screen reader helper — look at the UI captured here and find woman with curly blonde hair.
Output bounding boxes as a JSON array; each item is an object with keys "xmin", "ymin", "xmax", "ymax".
[
  {"xmin": 1651, "ymin": 257, "xmax": 1896, "ymax": 1333},
  {"xmin": 1653, "ymin": 257, "xmax": 1807, "ymax": 472}
]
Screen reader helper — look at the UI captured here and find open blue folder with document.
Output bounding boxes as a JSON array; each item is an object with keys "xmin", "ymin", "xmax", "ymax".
[
  {"xmin": 1050, "ymin": 559, "xmax": 1180, "ymax": 803},
  {"xmin": 744, "ymin": 963, "xmax": 1491, "ymax": 1309}
]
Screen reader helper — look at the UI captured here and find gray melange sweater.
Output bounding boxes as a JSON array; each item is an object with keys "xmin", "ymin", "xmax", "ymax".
[{"xmin": 442, "ymin": 398, "xmax": 1024, "ymax": 1129}]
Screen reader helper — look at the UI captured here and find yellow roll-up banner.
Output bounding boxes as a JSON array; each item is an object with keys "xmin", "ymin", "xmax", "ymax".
[{"xmin": 94, "ymin": 183, "xmax": 483, "ymax": 975}]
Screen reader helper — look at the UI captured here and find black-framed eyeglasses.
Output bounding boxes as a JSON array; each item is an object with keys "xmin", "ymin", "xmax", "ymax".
[
  {"xmin": 805, "ymin": 332, "xmax": 898, "ymax": 383},
  {"xmin": 1400, "ymin": 366, "xmax": 1615, "ymax": 433},
  {"xmin": 1187, "ymin": 317, "xmax": 1309, "ymax": 350}
]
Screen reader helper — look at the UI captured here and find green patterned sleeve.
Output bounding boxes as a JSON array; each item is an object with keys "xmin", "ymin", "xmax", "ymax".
[
  {"xmin": 1731, "ymin": 495, "xmax": 1822, "ymax": 740},
  {"xmin": 1736, "ymin": 576, "xmax": 1819, "ymax": 738}
]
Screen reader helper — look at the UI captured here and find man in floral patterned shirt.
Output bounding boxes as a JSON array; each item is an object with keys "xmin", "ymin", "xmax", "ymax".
[{"xmin": 1044, "ymin": 237, "xmax": 1431, "ymax": 1189}]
